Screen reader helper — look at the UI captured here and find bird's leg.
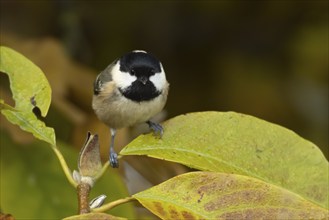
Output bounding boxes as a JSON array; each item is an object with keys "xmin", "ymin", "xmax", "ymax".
[
  {"xmin": 109, "ymin": 128, "xmax": 119, "ymax": 168},
  {"xmin": 147, "ymin": 121, "xmax": 164, "ymax": 137}
]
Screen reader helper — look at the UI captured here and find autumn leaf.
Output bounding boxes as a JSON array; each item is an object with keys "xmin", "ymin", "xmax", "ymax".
[{"xmin": 134, "ymin": 172, "xmax": 329, "ymax": 219}]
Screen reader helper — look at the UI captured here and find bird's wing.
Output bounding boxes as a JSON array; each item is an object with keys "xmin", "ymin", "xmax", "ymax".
[{"xmin": 93, "ymin": 61, "xmax": 117, "ymax": 95}]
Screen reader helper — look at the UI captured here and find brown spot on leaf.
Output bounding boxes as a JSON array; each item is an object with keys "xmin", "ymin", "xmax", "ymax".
[
  {"xmin": 169, "ymin": 205, "xmax": 180, "ymax": 219},
  {"xmin": 153, "ymin": 201, "xmax": 166, "ymax": 217},
  {"xmin": 204, "ymin": 189, "xmax": 268, "ymax": 211},
  {"xmin": 181, "ymin": 211, "xmax": 195, "ymax": 220},
  {"xmin": 198, "ymin": 182, "xmax": 222, "ymax": 194},
  {"xmin": 218, "ymin": 207, "xmax": 328, "ymax": 219},
  {"xmin": 197, "ymin": 174, "xmax": 243, "ymax": 195},
  {"xmin": 218, "ymin": 207, "xmax": 297, "ymax": 219},
  {"xmin": 30, "ymin": 95, "xmax": 37, "ymax": 106},
  {"xmin": 197, "ymin": 192, "xmax": 204, "ymax": 203}
]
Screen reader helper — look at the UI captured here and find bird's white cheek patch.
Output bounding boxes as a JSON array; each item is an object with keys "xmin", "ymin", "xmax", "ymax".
[
  {"xmin": 150, "ymin": 69, "xmax": 166, "ymax": 91},
  {"xmin": 112, "ymin": 63, "xmax": 136, "ymax": 89}
]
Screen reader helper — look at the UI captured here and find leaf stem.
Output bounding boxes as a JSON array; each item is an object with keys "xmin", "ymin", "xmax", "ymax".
[
  {"xmin": 52, "ymin": 145, "xmax": 77, "ymax": 187},
  {"xmin": 95, "ymin": 160, "xmax": 109, "ymax": 180},
  {"xmin": 92, "ymin": 197, "xmax": 136, "ymax": 213}
]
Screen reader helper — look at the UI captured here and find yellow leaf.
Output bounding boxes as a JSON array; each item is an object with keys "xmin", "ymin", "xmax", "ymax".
[{"xmin": 134, "ymin": 172, "xmax": 329, "ymax": 219}]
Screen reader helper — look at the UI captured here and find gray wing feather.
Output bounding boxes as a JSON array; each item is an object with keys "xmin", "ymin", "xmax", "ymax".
[{"xmin": 93, "ymin": 60, "xmax": 117, "ymax": 95}]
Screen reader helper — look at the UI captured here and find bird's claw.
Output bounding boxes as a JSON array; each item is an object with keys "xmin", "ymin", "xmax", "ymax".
[
  {"xmin": 147, "ymin": 121, "xmax": 164, "ymax": 137},
  {"xmin": 109, "ymin": 151, "xmax": 119, "ymax": 168}
]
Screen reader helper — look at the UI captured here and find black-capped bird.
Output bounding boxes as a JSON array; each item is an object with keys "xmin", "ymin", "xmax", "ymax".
[{"xmin": 92, "ymin": 50, "xmax": 169, "ymax": 168}]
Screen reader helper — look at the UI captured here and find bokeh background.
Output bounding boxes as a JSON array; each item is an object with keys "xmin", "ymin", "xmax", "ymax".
[{"xmin": 1, "ymin": 0, "xmax": 328, "ymax": 219}]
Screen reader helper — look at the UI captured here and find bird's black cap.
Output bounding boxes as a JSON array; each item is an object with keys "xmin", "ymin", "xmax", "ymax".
[{"xmin": 119, "ymin": 51, "xmax": 161, "ymax": 76}]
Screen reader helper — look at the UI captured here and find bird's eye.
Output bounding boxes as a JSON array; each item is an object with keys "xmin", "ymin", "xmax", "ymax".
[
  {"xmin": 130, "ymin": 69, "xmax": 135, "ymax": 75},
  {"xmin": 150, "ymin": 69, "xmax": 155, "ymax": 74}
]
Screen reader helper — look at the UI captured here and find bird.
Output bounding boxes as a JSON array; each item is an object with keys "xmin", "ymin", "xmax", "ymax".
[{"xmin": 92, "ymin": 50, "xmax": 169, "ymax": 168}]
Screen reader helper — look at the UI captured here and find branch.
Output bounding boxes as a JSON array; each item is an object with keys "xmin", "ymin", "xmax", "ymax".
[
  {"xmin": 92, "ymin": 197, "xmax": 136, "ymax": 213},
  {"xmin": 77, "ymin": 182, "xmax": 91, "ymax": 214}
]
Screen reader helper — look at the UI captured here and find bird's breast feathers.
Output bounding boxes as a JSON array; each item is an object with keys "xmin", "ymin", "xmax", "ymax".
[{"xmin": 92, "ymin": 82, "xmax": 168, "ymax": 128}]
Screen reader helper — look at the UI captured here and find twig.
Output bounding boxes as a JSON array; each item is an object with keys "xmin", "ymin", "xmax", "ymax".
[
  {"xmin": 51, "ymin": 145, "xmax": 77, "ymax": 187},
  {"xmin": 92, "ymin": 197, "xmax": 136, "ymax": 213},
  {"xmin": 77, "ymin": 182, "xmax": 91, "ymax": 214},
  {"xmin": 95, "ymin": 161, "xmax": 109, "ymax": 180}
]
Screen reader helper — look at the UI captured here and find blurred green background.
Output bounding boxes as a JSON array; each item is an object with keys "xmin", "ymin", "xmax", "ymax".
[
  {"xmin": 1, "ymin": 0, "xmax": 328, "ymax": 219},
  {"xmin": 2, "ymin": 0, "xmax": 327, "ymax": 155}
]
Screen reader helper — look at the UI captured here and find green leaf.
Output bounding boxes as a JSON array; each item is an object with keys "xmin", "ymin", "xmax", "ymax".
[
  {"xmin": 1, "ymin": 101, "xmax": 56, "ymax": 145},
  {"xmin": 0, "ymin": 132, "xmax": 135, "ymax": 219},
  {"xmin": 0, "ymin": 46, "xmax": 55, "ymax": 145},
  {"xmin": 0, "ymin": 46, "xmax": 51, "ymax": 116},
  {"xmin": 121, "ymin": 111, "xmax": 329, "ymax": 209},
  {"xmin": 134, "ymin": 172, "xmax": 329, "ymax": 219}
]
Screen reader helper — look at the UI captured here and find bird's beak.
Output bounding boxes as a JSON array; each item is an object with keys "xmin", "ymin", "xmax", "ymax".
[{"xmin": 139, "ymin": 76, "xmax": 148, "ymax": 85}]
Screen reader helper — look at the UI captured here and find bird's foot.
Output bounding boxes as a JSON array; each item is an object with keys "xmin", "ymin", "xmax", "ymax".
[
  {"xmin": 109, "ymin": 151, "xmax": 119, "ymax": 168},
  {"xmin": 147, "ymin": 121, "xmax": 164, "ymax": 137}
]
